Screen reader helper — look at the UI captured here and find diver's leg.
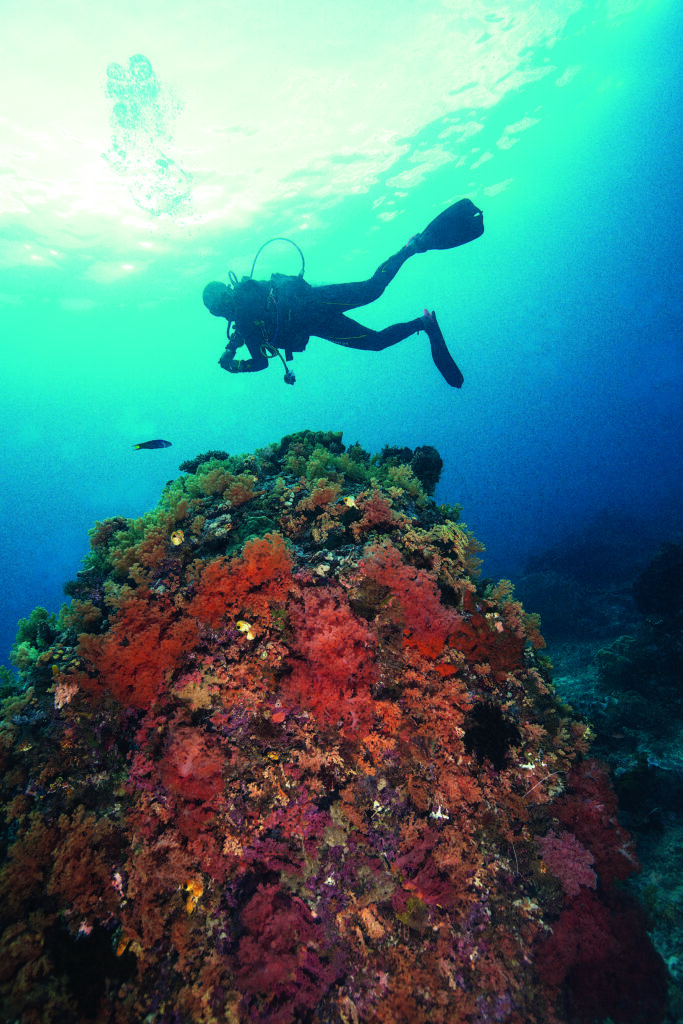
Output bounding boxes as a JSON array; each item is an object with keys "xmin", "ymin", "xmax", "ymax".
[
  {"xmin": 316, "ymin": 311, "xmax": 464, "ymax": 388},
  {"xmin": 310, "ymin": 243, "xmax": 417, "ymax": 314},
  {"xmin": 314, "ymin": 312, "xmax": 424, "ymax": 351}
]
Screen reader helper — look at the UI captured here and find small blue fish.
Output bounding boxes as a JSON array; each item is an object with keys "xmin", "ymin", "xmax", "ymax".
[{"xmin": 133, "ymin": 439, "xmax": 172, "ymax": 450}]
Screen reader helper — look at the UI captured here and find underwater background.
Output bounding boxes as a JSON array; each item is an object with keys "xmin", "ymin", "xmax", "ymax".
[
  {"xmin": 2, "ymin": 2, "xmax": 683, "ymax": 1020},
  {"xmin": 1, "ymin": 0, "xmax": 681, "ymax": 666}
]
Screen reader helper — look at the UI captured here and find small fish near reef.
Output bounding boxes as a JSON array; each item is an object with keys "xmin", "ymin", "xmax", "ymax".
[{"xmin": 133, "ymin": 439, "xmax": 172, "ymax": 450}]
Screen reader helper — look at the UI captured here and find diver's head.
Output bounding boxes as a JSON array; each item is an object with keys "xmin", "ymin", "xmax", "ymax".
[{"xmin": 203, "ymin": 281, "xmax": 234, "ymax": 318}]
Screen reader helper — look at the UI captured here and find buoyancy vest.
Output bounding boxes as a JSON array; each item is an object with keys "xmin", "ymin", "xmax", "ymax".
[
  {"xmin": 232, "ymin": 274, "xmax": 312, "ymax": 360},
  {"xmin": 268, "ymin": 273, "xmax": 312, "ymax": 357}
]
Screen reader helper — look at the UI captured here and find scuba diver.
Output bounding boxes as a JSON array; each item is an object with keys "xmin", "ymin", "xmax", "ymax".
[{"xmin": 202, "ymin": 198, "xmax": 484, "ymax": 389}]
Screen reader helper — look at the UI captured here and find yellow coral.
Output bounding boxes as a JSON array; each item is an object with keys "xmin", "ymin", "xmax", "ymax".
[{"xmin": 184, "ymin": 878, "xmax": 204, "ymax": 913}]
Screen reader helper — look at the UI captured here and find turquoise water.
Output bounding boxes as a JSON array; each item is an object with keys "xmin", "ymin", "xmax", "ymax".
[{"xmin": 1, "ymin": 0, "xmax": 681, "ymax": 666}]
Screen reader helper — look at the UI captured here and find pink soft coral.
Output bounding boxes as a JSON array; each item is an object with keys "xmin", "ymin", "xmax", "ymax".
[
  {"xmin": 160, "ymin": 725, "xmax": 224, "ymax": 804},
  {"xmin": 283, "ymin": 586, "xmax": 378, "ymax": 732},
  {"xmin": 538, "ymin": 829, "xmax": 597, "ymax": 897}
]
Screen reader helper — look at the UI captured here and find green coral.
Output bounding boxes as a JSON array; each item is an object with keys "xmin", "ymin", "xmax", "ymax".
[
  {"xmin": 10, "ymin": 608, "xmax": 57, "ymax": 681},
  {"xmin": 14, "ymin": 607, "xmax": 56, "ymax": 649},
  {"xmin": 0, "ymin": 665, "xmax": 17, "ymax": 699}
]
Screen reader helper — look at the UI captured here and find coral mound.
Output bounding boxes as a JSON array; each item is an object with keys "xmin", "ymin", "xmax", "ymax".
[{"xmin": 1, "ymin": 431, "xmax": 667, "ymax": 1023}]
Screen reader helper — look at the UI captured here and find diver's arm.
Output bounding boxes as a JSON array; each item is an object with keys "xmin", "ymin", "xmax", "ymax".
[
  {"xmin": 219, "ymin": 332, "xmax": 240, "ymax": 371},
  {"xmin": 218, "ymin": 332, "xmax": 268, "ymax": 373},
  {"xmin": 221, "ymin": 354, "xmax": 269, "ymax": 373}
]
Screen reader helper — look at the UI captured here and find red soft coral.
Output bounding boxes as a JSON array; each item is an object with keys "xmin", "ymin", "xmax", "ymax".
[
  {"xmin": 536, "ymin": 889, "xmax": 614, "ymax": 988},
  {"xmin": 552, "ymin": 760, "xmax": 639, "ymax": 885},
  {"xmin": 351, "ymin": 489, "xmax": 399, "ymax": 539},
  {"xmin": 236, "ymin": 884, "xmax": 339, "ymax": 1023},
  {"xmin": 448, "ymin": 591, "xmax": 526, "ymax": 679},
  {"xmin": 536, "ymin": 888, "xmax": 667, "ymax": 1024},
  {"xmin": 188, "ymin": 533, "xmax": 293, "ymax": 627},
  {"xmin": 238, "ymin": 532, "xmax": 293, "ymax": 601},
  {"xmin": 185, "ymin": 557, "xmax": 234, "ymax": 627},
  {"xmin": 360, "ymin": 540, "xmax": 459, "ymax": 658},
  {"xmin": 78, "ymin": 592, "xmax": 199, "ymax": 709}
]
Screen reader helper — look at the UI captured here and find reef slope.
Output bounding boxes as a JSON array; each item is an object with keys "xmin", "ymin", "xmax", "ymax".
[{"xmin": 0, "ymin": 431, "xmax": 667, "ymax": 1023}]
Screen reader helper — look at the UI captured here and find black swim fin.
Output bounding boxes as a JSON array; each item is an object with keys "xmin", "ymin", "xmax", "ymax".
[
  {"xmin": 422, "ymin": 310, "xmax": 464, "ymax": 388},
  {"xmin": 414, "ymin": 198, "xmax": 484, "ymax": 252}
]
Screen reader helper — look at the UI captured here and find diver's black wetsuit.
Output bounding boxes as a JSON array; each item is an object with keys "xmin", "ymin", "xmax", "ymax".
[
  {"xmin": 208, "ymin": 198, "xmax": 484, "ymax": 386},
  {"xmin": 220, "ymin": 245, "xmax": 422, "ymax": 374}
]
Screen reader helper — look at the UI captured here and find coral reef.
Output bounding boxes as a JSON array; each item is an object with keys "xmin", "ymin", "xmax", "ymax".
[
  {"xmin": 0, "ymin": 430, "xmax": 667, "ymax": 1023},
  {"xmin": 513, "ymin": 530, "xmax": 683, "ymax": 1019}
]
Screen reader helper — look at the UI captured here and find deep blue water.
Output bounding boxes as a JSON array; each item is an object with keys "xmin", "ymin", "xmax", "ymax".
[{"xmin": 1, "ymin": 0, "xmax": 681, "ymax": 667}]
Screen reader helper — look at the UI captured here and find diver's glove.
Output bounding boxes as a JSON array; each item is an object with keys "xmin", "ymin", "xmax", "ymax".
[
  {"xmin": 219, "ymin": 335, "xmax": 244, "ymax": 372},
  {"xmin": 219, "ymin": 350, "xmax": 240, "ymax": 372},
  {"xmin": 283, "ymin": 370, "xmax": 296, "ymax": 385},
  {"xmin": 219, "ymin": 333, "xmax": 241, "ymax": 372}
]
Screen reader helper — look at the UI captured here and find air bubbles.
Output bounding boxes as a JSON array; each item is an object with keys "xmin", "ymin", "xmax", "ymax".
[{"xmin": 102, "ymin": 54, "xmax": 190, "ymax": 216}]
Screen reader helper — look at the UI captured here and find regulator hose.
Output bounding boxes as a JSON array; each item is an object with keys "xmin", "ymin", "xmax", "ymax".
[{"xmin": 249, "ymin": 237, "xmax": 305, "ymax": 279}]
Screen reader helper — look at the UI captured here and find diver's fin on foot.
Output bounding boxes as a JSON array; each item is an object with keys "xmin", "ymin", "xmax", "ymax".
[
  {"xmin": 422, "ymin": 310, "xmax": 464, "ymax": 388},
  {"xmin": 415, "ymin": 198, "xmax": 484, "ymax": 252}
]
